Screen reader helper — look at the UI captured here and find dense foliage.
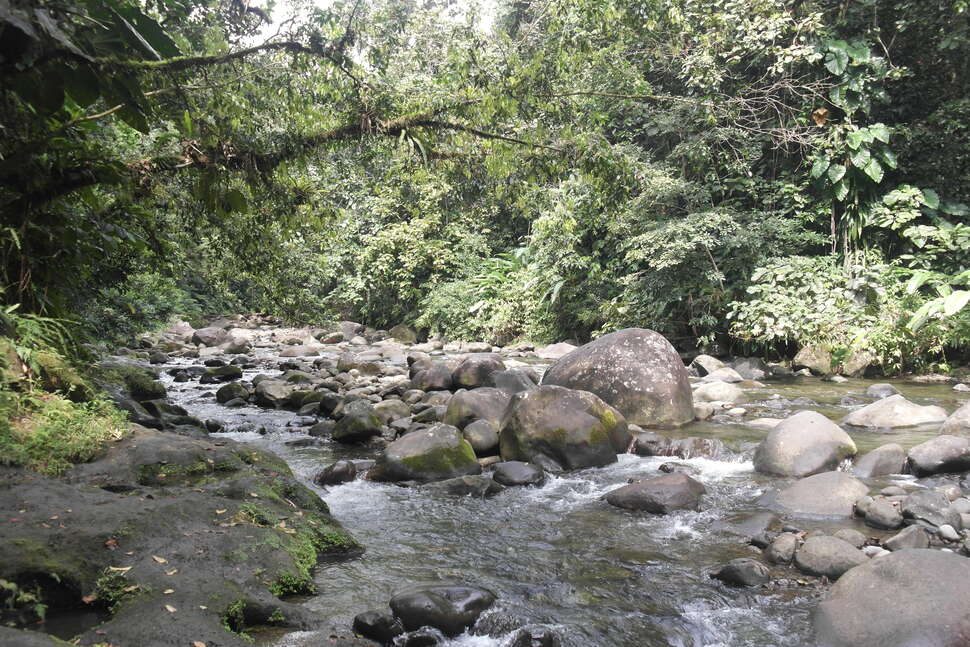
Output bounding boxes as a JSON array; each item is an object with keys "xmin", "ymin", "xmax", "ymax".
[{"xmin": 2, "ymin": 0, "xmax": 969, "ymax": 371}]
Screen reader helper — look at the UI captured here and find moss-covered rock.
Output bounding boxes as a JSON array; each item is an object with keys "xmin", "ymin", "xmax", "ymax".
[{"xmin": 369, "ymin": 424, "xmax": 481, "ymax": 482}]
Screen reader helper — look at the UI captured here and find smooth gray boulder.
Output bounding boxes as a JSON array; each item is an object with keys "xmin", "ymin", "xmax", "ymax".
[
  {"xmin": 535, "ymin": 342, "xmax": 577, "ymax": 360},
  {"xmin": 462, "ymin": 419, "xmax": 499, "ymax": 455},
  {"xmin": 711, "ymin": 558, "xmax": 770, "ymax": 587},
  {"xmin": 253, "ymin": 379, "xmax": 295, "ymax": 408},
  {"xmin": 865, "ymin": 383, "xmax": 899, "ymax": 399},
  {"xmin": 764, "ymin": 532, "xmax": 799, "ymax": 564},
  {"xmin": 794, "ymin": 536, "xmax": 867, "ymax": 580},
  {"xmin": 754, "ymin": 411, "xmax": 857, "ymax": 477},
  {"xmin": 487, "ymin": 368, "xmax": 538, "ymax": 395},
  {"xmin": 693, "ymin": 380, "xmax": 744, "ymax": 404},
  {"xmin": 541, "ymin": 328, "xmax": 693, "ymax": 428},
  {"xmin": 730, "ymin": 357, "xmax": 768, "ymax": 380},
  {"xmin": 192, "ymin": 326, "xmax": 229, "ymax": 346},
  {"xmin": 851, "ymin": 443, "xmax": 906, "ymax": 478},
  {"xmin": 771, "ymin": 471, "xmax": 869, "ymax": 518},
  {"xmin": 813, "ymin": 549, "xmax": 970, "ymax": 647},
  {"xmin": 688, "ymin": 354, "xmax": 724, "ymax": 377},
  {"xmin": 451, "ymin": 353, "xmax": 505, "ymax": 389},
  {"xmin": 942, "ymin": 401, "xmax": 970, "ymax": 436},
  {"xmin": 863, "ymin": 497, "xmax": 903, "ymax": 530},
  {"xmin": 699, "ymin": 366, "xmax": 745, "ymax": 383},
  {"xmin": 842, "ymin": 394, "xmax": 948, "ymax": 429},
  {"xmin": 411, "ymin": 363, "xmax": 454, "ymax": 391},
  {"xmin": 333, "ymin": 400, "xmax": 383, "ymax": 443},
  {"xmin": 492, "ymin": 461, "xmax": 545, "ymax": 487},
  {"xmin": 604, "ymin": 473, "xmax": 706, "ymax": 514},
  {"xmin": 369, "ymin": 425, "xmax": 481, "ymax": 483},
  {"xmin": 442, "ymin": 388, "xmax": 511, "ymax": 429},
  {"xmin": 908, "ymin": 435, "xmax": 970, "ymax": 476},
  {"xmin": 883, "ymin": 525, "xmax": 930, "ymax": 551},
  {"xmin": 499, "ymin": 385, "xmax": 628, "ymax": 470}
]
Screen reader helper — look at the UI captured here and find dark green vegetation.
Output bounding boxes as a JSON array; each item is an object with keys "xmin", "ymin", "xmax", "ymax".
[{"xmin": 1, "ymin": 0, "xmax": 969, "ymax": 371}]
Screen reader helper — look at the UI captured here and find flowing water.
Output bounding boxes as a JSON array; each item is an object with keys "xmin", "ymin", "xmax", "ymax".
[{"xmin": 158, "ymin": 348, "xmax": 965, "ymax": 647}]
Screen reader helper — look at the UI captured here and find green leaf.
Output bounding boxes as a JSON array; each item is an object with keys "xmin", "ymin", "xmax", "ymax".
[
  {"xmin": 906, "ymin": 271, "xmax": 931, "ymax": 294},
  {"xmin": 33, "ymin": 8, "xmax": 90, "ymax": 60},
  {"xmin": 869, "ymin": 123, "xmax": 891, "ymax": 143},
  {"xmin": 64, "ymin": 65, "xmax": 100, "ymax": 108},
  {"xmin": 827, "ymin": 164, "xmax": 846, "ymax": 184},
  {"xmin": 907, "ymin": 299, "xmax": 939, "ymax": 331},
  {"xmin": 922, "ymin": 189, "xmax": 940, "ymax": 210},
  {"xmin": 846, "ymin": 41, "xmax": 871, "ymax": 64},
  {"xmin": 810, "ymin": 157, "xmax": 830, "ymax": 179},
  {"xmin": 846, "ymin": 130, "xmax": 865, "ymax": 150},
  {"xmin": 850, "ymin": 148, "xmax": 871, "ymax": 169},
  {"xmin": 863, "ymin": 158, "xmax": 884, "ymax": 184},
  {"xmin": 824, "ymin": 41, "xmax": 850, "ymax": 75},
  {"xmin": 834, "ymin": 180, "xmax": 849, "ymax": 202},
  {"xmin": 943, "ymin": 290, "xmax": 970, "ymax": 317},
  {"xmin": 877, "ymin": 148, "xmax": 898, "ymax": 170}
]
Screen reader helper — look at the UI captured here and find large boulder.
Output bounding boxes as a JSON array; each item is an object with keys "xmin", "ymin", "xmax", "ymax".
[
  {"xmin": 389, "ymin": 585, "xmax": 496, "ymax": 637},
  {"xmin": 442, "ymin": 388, "xmax": 511, "ymax": 429},
  {"xmin": 907, "ymin": 435, "xmax": 970, "ymax": 476},
  {"xmin": 942, "ymin": 401, "xmax": 970, "ymax": 436},
  {"xmin": 192, "ymin": 326, "xmax": 229, "ymax": 347},
  {"xmin": 369, "ymin": 425, "xmax": 481, "ymax": 483},
  {"xmin": 535, "ymin": 342, "xmax": 577, "ymax": 360},
  {"xmin": 753, "ymin": 411, "xmax": 857, "ymax": 477},
  {"xmin": 540, "ymin": 328, "xmax": 693, "ymax": 428},
  {"xmin": 389, "ymin": 324, "xmax": 418, "ymax": 343},
  {"xmin": 333, "ymin": 401, "xmax": 383, "ymax": 443},
  {"xmin": 254, "ymin": 379, "xmax": 295, "ymax": 408},
  {"xmin": 813, "ymin": 549, "xmax": 970, "ymax": 647},
  {"xmin": 451, "ymin": 354, "xmax": 505, "ymax": 389},
  {"xmin": 411, "ymin": 363, "xmax": 454, "ymax": 391},
  {"xmin": 499, "ymin": 385, "xmax": 628, "ymax": 471},
  {"xmin": 842, "ymin": 394, "xmax": 948, "ymax": 429},
  {"xmin": 688, "ymin": 354, "xmax": 724, "ymax": 377},
  {"xmin": 851, "ymin": 443, "xmax": 906, "ymax": 478},
  {"xmin": 604, "ymin": 472, "xmax": 706, "ymax": 514},
  {"xmin": 793, "ymin": 536, "xmax": 867, "ymax": 580},
  {"xmin": 487, "ymin": 368, "xmax": 538, "ymax": 395},
  {"xmin": 771, "ymin": 471, "xmax": 869, "ymax": 518},
  {"xmin": 793, "ymin": 344, "xmax": 833, "ymax": 374}
]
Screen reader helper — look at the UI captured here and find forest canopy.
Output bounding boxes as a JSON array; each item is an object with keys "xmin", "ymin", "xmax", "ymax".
[{"xmin": 2, "ymin": 0, "xmax": 969, "ymax": 372}]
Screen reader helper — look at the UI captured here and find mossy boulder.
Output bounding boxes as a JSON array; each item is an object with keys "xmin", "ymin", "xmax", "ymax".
[
  {"xmin": 200, "ymin": 365, "xmax": 243, "ymax": 384},
  {"xmin": 333, "ymin": 401, "xmax": 383, "ymax": 443},
  {"xmin": 217, "ymin": 381, "xmax": 252, "ymax": 404},
  {"xmin": 499, "ymin": 385, "xmax": 628, "ymax": 471},
  {"xmin": 0, "ymin": 429, "xmax": 362, "ymax": 647},
  {"xmin": 442, "ymin": 387, "xmax": 511, "ymax": 429},
  {"xmin": 93, "ymin": 360, "xmax": 166, "ymax": 402},
  {"xmin": 369, "ymin": 424, "xmax": 481, "ymax": 482}
]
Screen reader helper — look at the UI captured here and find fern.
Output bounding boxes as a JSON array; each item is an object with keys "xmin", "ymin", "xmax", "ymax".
[{"xmin": 0, "ymin": 304, "xmax": 76, "ymax": 381}]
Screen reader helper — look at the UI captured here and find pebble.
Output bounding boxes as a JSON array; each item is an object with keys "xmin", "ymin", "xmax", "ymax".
[
  {"xmin": 939, "ymin": 524, "xmax": 960, "ymax": 541},
  {"xmin": 727, "ymin": 407, "xmax": 746, "ymax": 416}
]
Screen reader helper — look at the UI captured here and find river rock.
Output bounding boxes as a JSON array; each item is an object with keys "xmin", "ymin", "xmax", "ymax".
[
  {"xmin": 536, "ymin": 342, "xmax": 577, "ymax": 360},
  {"xmin": 254, "ymin": 379, "xmax": 295, "ymax": 408},
  {"xmin": 772, "ymin": 471, "xmax": 869, "ymax": 518},
  {"xmin": 499, "ymin": 385, "xmax": 628, "ymax": 470},
  {"xmin": 389, "ymin": 324, "xmax": 418, "ymax": 343},
  {"xmin": 813, "ymin": 549, "xmax": 970, "ymax": 647},
  {"xmin": 411, "ymin": 363, "xmax": 454, "ymax": 391},
  {"xmin": 370, "ymin": 425, "xmax": 481, "ymax": 482},
  {"xmin": 604, "ymin": 472, "xmax": 706, "ymax": 514},
  {"xmin": 753, "ymin": 411, "xmax": 857, "ymax": 477},
  {"xmin": 216, "ymin": 382, "xmax": 251, "ymax": 404},
  {"xmin": 442, "ymin": 388, "xmax": 511, "ymax": 429},
  {"xmin": 907, "ymin": 435, "xmax": 970, "ymax": 476},
  {"xmin": 200, "ymin": 364, "xmax": 243, "ymax": 384},
  {"xmin": 699, "ymin": 366, "xmax": 744, "ymax": 383},
  {"xmin": 192, "ymin": 326, "xmax": 229, "ymax": 346},
  {"xmin": 842, "ymin": 394, "xmax": 948, "ymax": 428},
  {"xmin": 764, "ymin": 532, "xmax": 799, "ymax": 564},
  {"xmin": 279, "ymin": 344, "xmax": 320, "ymax": 357},
  {"xmin": 711, "ymin": 558, "xmax": 770, "ymax": 587},
  {"xmin": 452, "ymin": 353, "xmax": 505, "ymax": 389},
  {"xmin": 833, "ymin": 528, "xmax": 866, "ymax": 549},
  {"xmin": 333, "ymin": 401, "xmax": 383, "ymax": 443},
  {"xmin": 942, "ymin": 402, "xmax": 970, "ymax": 436},
  {"xmin": 794, "ymin": 536, "xmax": 867, "ymax": 580},
  {"xmin": 883, "ymin": 525, "xmax": 931, "ymax": 551},
  {"xmin": 374, "ymin": 399, "xmax": 412, "ymax": 425},
  {"xmin": 354, "ymin": 609, "xmax": 405, "ymax": 643},
  {"xmin": 793, "ymin": 344, "xmax": 832, "ymax": 374},
  {"xmin": 315, "ymin": 460, "xmax": 357, "ymax": 486},
  {"xmin": 851, "ymin": 443, "xmax": 906, "ymax": 478},
  {"xmin": 865, "ymin": 383, "xmax": 899, "ymax": 399},
  {"xmin": 688, "ymin": 354, "xmax": 724, "ymax": 377},
  {"xmin": 864, "ymin": 497, "xmax": 903, "ymax": 529},
  {"xmin": 901, "ymin": 489, "xmax": 960, "ymax": 529},
  {"xmin": 488, "ymin": 368, "xmax": 538, "ymax": 395},
  {"xmin": 462, "ymin": 419, "xmax": 499, "ymax": 455},
  {"xmin": 692, "ymin": 380, "xmax": 744, "ymax": 404},
  {"xmin": 424, "ymin": 475, "xmax": 506, "ymax": 498},
  {"xmin": 492, "ymin": 461, "xmax": 545, "ymax": 487},
  {"xmin": 730, "ymin": 357, "xmax": 768, "ymax": 380},
  {"xmin": 389, "ymin": 585, "xmax": 496, "ymax": 636},
  {"xmin": 541, "ymin": 328, "xmax": 693, "ymax": 427}
]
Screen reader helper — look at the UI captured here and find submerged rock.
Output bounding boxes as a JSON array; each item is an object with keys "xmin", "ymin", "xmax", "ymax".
[
  {"xmin": 492, "ymin": 461, "xmax": 545, "ymax": 487},
  {"xmin": 770, "ymin": 471, "xmax": 869, "ymax": 518},
  {"xmin": 842, "ymin": 394, "xmax": 948, "ymax": 429},
  {"xmin": 541, "ymin": 328, "xmax": 693, "ymax": 428},
  {"xmin": 711, "ymin": 558, "xmax": 770, "ymax": 587},
  {"xmin": 604, "ymin": 472, "xmax": 706, "ymax": 514}
]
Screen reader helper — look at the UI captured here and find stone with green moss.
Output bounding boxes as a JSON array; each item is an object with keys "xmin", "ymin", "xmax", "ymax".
[
  {"xmin": 369, "ymin": 424, "xmax": 481, "ymax": 482},
  {"xmin": 499, "ymin": 385, "xmax": 627, "ymax": 470}
]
